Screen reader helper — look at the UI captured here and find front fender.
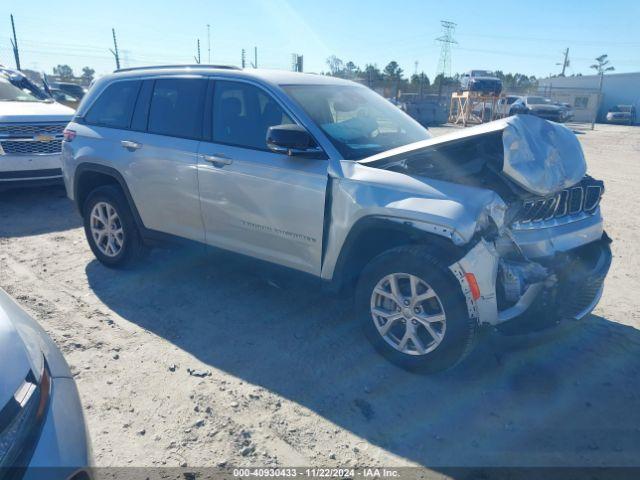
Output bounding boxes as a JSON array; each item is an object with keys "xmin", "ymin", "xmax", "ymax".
[{"xmin": 321, "ymin": 161, "xmax": 506, "ymax": 280}]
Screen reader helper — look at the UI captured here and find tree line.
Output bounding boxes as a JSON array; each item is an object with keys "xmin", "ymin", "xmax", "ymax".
[
  {"xmin": 323, "ymin": 56, "xmax": 539, "ymax": 98},
  {"xmin": 51, "ymin": 65, "xmax": 95, "ymax": 85}
]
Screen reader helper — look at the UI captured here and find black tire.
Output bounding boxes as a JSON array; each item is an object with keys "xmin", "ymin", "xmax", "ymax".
[
  {"xmin": 82, "ymin": 184, "xmax": 146, "ymax": 268},
  {"xmin": 355, "ymin": 245, "xmax": 477, "ymax": 373}
]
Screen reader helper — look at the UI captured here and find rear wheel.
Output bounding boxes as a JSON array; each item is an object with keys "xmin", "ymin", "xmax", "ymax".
[
  {"xmin": 356, "ymin": 246, "xmax": 477, "ymax": 373},
  {"xmin": 83, "ymin": 185, "xmax": 146, "ymax": 268}
]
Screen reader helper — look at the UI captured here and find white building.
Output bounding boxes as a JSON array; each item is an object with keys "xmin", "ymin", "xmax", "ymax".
[{"xmin": 538, "ymin": 72, "xmax": 640, "ymax": 123}]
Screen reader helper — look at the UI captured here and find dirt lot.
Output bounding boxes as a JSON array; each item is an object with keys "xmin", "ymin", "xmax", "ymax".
[{"xmin": 1, "ymin": 124, "xmax": 639, "ymax": 469}]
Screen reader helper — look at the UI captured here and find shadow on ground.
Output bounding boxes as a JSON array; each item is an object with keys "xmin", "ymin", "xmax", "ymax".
[
  {"xmin": 0, "ymin": 186, "xmax": 81, "ymax": 237},
  {"xmin": 86, "ymin": 246, "xmax": 640, "ymax": 468}
]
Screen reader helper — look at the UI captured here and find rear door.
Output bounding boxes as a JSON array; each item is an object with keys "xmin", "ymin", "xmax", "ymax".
[
  {"xmin": 197, "ymin": 79, "xmax": 328, "ymax": 275},
  {"xmin": 117, "ymin": 77, "xmax": 206, "ymax": 242}
]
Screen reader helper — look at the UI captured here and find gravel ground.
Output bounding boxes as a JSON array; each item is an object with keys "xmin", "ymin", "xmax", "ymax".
[{"xmin": 1, "ymin": 123, "xmax": 639, "ymax": 469}]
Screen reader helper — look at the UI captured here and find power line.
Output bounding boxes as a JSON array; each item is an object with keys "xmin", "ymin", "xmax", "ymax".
[
  {"xmin": 194, "ymin": 38, "xmax": 201, "ymax": 64},
  {"xmin": 557, "ymin": 47, "xmax": 570, "ymax": 76},
  {"xmin": 110, "ymin": 28, "xmax": 120, "ymax": 70},
  {"xmin": 435, "ymin": 20, "xmax": 457, "ymax": 78},
  {"xmin": 10, "ymin": 14, "xmax": 21, "ymax": 70},
  {"xmin": 207, "ymin": 24, "xmax": 211, "ymax": 63}
]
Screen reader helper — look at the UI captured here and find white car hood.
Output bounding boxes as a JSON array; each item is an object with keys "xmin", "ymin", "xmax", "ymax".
[
  {"xmin": 0, "ymin": 101, "xmax": 75, "ymax": 123},
  {"xmin": 360, "ymin": 115, "xmax": 586, "ymax": 196}
]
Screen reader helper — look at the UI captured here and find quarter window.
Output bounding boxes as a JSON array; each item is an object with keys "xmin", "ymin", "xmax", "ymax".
[
  {"xmin": 85, "ymin": 80, "xmax": 141, "ymax": 129},
  {"xmin": 148, "ymin": 78, "xmax": 206, "ymax": 139},
  {"xmin": 212, "ymin": 81, "xmax": 293, "ymax": 150}
]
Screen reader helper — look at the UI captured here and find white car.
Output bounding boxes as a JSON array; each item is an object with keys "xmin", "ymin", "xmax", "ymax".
[
  {"xmin": 0, "ymin": 288, "xmax": 92, "ymax": 476},
  {"xmin": 0, "ymin": 67, "xmax": 74, "ymax": 189},
  {"xmin": 495, "ymin": 95, "xmax": 522, "ymax": 118}
]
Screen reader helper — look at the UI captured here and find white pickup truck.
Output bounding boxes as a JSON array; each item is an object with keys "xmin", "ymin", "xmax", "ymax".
[{"xmin": 0, "ymin": 67, "xmax": 74, "ymax": 189}]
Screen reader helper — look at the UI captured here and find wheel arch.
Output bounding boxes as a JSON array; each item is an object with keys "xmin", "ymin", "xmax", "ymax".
[
  {"xmin": 328, "ymin": 216, "xmax": 467, "ymax": 295},
  {"xmin": 74, "ymin": 163, "xmax": 145, "ymax": 231}
]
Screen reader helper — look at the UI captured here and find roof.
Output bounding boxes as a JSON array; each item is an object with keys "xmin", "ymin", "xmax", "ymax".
[{"xmin": 107, "ymin": 65, "xmax": 356, "ymax": 87}]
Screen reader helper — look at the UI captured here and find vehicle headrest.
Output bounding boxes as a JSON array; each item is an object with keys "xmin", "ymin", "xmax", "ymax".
[{"xmin": 221, "ymin": 97, "xmax": 242, "ymax": 118}]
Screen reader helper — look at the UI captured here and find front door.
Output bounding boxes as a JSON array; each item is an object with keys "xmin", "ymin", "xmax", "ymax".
[{"xmin": 197, "ymin": 80, "xmax": 328, "ymax": 275}]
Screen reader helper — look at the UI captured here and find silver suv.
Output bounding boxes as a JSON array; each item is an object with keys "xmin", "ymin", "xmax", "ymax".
[{"xmin": 62, "ymin": 65, "xmax": 611, "ymax": 372}]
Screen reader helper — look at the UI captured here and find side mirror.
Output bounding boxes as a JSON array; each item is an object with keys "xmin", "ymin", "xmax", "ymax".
[{"xmin": 266, "ymin": 124, "xmax": 322, "ymax": 156}]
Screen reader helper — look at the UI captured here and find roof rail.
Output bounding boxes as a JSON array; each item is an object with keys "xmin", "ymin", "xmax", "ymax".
[{"xmin": 114, "ymin": 64, "xmax": 241, "ymax": 73}]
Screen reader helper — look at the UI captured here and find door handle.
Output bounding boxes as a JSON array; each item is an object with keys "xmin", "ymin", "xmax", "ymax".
[
  {"xmin": 121, "ymin": 140, "xmax": 142, "ymax": 151},
  {"xmin": 202, "ymin": 154, "xmax": 233, "ymax": 166}
]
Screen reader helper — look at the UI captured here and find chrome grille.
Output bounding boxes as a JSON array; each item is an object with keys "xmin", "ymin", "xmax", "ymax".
[
  {"xmin": 0, "ymin": 123, "xmax": 66, "ymax": 156},
  {"xmin": 513, "ymin": 177, "xmax": 604, "ymax": 226},
  {"xmin": 0, "ymin": 123, "xmax": 66, "ymax": 137},
  {"xmin": 1, "ymin": 140, "xmax": 62, "ymax": 155}
]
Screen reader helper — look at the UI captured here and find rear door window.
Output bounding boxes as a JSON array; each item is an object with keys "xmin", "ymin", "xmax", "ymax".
[
  {"xmin": 85, "ymin": 80, "xmax": 141, "ymax": 129},
  {"xmin": 147, "ymin": 78, "xmax": 207, "ymax": 139}
]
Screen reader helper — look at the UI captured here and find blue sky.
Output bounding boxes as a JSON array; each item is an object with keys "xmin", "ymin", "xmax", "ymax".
[{"xmin": 2, "ymin": 0, "xmax": 638, "ymax": 80}]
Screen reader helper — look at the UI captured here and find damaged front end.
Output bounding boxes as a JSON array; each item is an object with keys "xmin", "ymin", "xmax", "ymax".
[{"xmin": 359, "ymin": 115, "xmax": 612, "ymax": 331}]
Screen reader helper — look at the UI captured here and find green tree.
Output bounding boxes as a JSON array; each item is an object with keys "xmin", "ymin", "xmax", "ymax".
[
  {"xmin": 363, "ymin": 64, "xmax": 383, "ymax": 87},
  {"xmin": 326, "ymin": 55, "xmax": 344, "ymax": 76},
  {"xmin": 344, "ymin": 61, "xmax": 359, "ymax": 78},
  {"xmin": 590, "ymin": 54, "xmax": 614, "ymax": 76},
  {"xmin": 383, "ymin": 61, "xmax": 403, "ymax": 80},
  {"xmin": 53, "ymin": 64, "xmax": 74, "ymax": 81},
  {"xmin": 81, "ymin": 66, "xmax": 95, "ymax": 85}
]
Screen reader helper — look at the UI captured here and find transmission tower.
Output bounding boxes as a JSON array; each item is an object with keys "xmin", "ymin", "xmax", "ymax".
[{"xmin": 435, "ymin": 20, "xmax": 457, "ymax": 78}]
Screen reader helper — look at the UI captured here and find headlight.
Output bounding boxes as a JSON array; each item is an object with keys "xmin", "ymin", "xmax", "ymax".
[{"xmin": 0, "ymin": 360, "xmax": 51, "ymax": 468}]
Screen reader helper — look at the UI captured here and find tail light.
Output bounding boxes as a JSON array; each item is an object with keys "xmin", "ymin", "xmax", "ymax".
[{"xmin": 63, "ymin": 129, "xmax": 76, "ymax": 142}]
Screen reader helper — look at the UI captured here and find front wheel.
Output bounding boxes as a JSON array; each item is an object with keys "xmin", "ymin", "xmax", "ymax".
[{"xmin": 356, "ymin": 246, "xmax": 477, "ymax": 373}]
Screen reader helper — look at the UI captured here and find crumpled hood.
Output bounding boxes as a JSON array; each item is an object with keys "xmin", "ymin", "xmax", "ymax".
[
  {"xmin": 359, "ymin": 114, "xmax": 586, "ymax": 197},
  {"xmin": 0, "ymin": 101, "xmax": 74, "ymax": 123}
]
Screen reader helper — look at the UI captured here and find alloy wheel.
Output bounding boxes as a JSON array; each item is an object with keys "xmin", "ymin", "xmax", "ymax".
[
  {"xmin": 370, "ymin": 273, "xmax": 447, "ymax": 356},
  {"xmin": 90, "ymin": 201, "xmax": 124, "ymax": 258}
]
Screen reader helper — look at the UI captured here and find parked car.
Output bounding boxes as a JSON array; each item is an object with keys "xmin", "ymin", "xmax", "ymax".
[
  {"xmin": 606, "ymin": 105, "xmax": 636, "ymax": 125},
  {"xmin": 49, "ymin": 82, "xmax": 87, "ymax": 101},
  {"xmin": 495, "ymin": 95, "xmax": 522, "ymax": 118},
  {"xmin": 0, "ymin": 288, "xmax": 92, "ymax": 476},
  {"xmin": 460, "ymin": 70, "xmax": 503, "ymax": 95},
  {"xmin": 558, "ymin": 102, "xmax": 575, "ymax": 122},
  {"xmin": 62, "ymin": 66, "xmax": 611, "ymax": 372},
  {"xmin": 49, "ymin": 88, "xmax": 81, "ymax": 109},
  {"xmin": 510, "ymin": 96, "xmax": 565, "ymax": 122},
  {"xmin": 0, "ymin": 67, "xmax": 75, "ymax": 189}
]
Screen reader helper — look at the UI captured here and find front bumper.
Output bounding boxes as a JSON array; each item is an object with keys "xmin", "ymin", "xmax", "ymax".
[
  {"xmin": 0, "ymin": 154, "xmax": 63, "ymax": 189},
  {"xmin": 450, "ymin": 233, "xmax": 612, "ymax": 331},
  {"xmin": 530, "ymin": 111, "xmax": 563, "ymax": 122}
]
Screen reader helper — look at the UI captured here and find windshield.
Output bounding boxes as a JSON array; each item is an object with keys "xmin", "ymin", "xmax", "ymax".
[
  {"xmin": 471, "ymin": 70, "xmax": 493, "ymax": 76},
  {"xmin": 527, "ymin": 96, "xmax": 550, "ymax": 105},
  {"xmin": 283, "ymin": 84, "xmax": 431, "ymax": 160},
  {"xmin": 0, "ymin": 73, "xmax": 50, "ymax": 102}
]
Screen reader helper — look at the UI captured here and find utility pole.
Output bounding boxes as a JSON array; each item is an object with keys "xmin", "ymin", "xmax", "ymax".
[
  {"xmin": 194, "ymin": 39, "xmax": 201, "ymax": 64},
  {"xmin": 254, "ymin": 46, "xmax": 258, "ymax": 68},
  {"xmin": 207, "ymin": 24, "xmax": 211, "ymax": 63},
  {"xmin": 10, "ymin": 14, "xmax": 21, "ymax": 71},
  {"xmin": 435, "ymin": 20, "xmax": 457, "ymax": 78},
  {"xmin": 590, "ymin": 54, "xmax": 615, "ymax": 130},
  {"xmin": 110, "ymin": 28, "xmax": 121, "ymax": 70},
  {"xmin": 241, "ymin": 49, "xmax": 246, "ymax": 68},
  {"xmin": 557, "ymin": 47, "xmax": 570, "ymax": 76}
]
